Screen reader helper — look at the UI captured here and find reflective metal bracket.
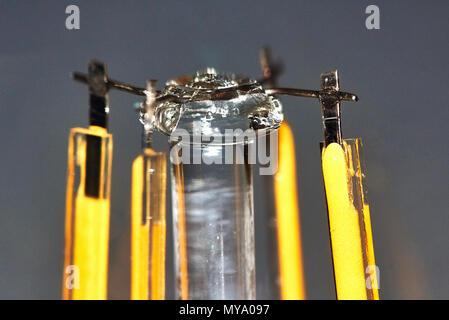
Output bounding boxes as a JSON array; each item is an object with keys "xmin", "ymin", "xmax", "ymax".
[
  {"xmin": 73, "ymin": 52, "xmax": 359, "ymax": 143},
  {"xmin": 320, "ymin": 70, "xmax": 348, "ymax": 146},
  {"xmin": 141, "ymin": 80, "xmax": 157, "ymax": 148},
  {"xmin": 260, "ymin": 46, "xmax": 283, "ymax": 89},
  {"xmin": 86, "ymin": 60, "xmax": 109, "ymax": 129},
  {"xmin": 258, "ymin": 48, "xmax": 358, "ymax": 146}
]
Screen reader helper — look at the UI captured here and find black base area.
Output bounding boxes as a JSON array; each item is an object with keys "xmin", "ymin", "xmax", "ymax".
[
  {"xmin": 323, "ymin": 118, "xmax": 342, "ymax": 146},
  {"xmin": 0, "ymin": 300, "xmax": 433, "ymax": 318},
  {"xmin": 89, "ymin": 95, "xmax": 108, "ymax": 129},
  {"xmin": 85, "ymin": 134, "xmax": 102, "ymax": 198}
]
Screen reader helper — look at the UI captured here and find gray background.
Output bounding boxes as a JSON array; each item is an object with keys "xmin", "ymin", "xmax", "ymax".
[{"xmin": 0, "ymin": 0, "xmax": 447, "ymax": 299}]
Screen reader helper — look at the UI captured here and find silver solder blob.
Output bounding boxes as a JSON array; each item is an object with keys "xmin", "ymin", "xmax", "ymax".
[{"xmin": 152, "ymin": 68, "xmax": 283, "ymax": 137}]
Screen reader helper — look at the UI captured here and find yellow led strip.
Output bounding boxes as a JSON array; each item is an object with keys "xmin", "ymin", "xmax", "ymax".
[
  {"xmin": 274, "ymin": 121, "xmax": 306, "ymax": 300},
  {"xmin": 63, "ymin": 126, "xmax": 112, "ymax": 300},
  {"xmin": 354, "ymin": 140, "xmax": 379, "ymax": 300},
  {"xmin": 131, "ymin": 149, "xmax": 166, "ymax": 300},
  {"xmin": 322, "ymin": 142, "xmax": 368, "ymax": 300},
  {"xmin": 131, "ymin": 155, "xmax": 149, "ymax": 299}
]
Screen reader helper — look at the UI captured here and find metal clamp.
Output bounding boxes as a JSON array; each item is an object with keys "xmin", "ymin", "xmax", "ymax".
[
  {"xmin": 74, "ymin": 52, "xmax": 358, "ymax": 143},
  {"xmin": 258, "ymin": 48, "xmax": 358, "ymax": 146}
]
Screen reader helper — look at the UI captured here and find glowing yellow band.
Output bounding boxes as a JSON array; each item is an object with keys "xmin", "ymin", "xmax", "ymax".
[
  {"xmin": 274, "ymin": 121, "xmax": 306, "ymax": 300},
  {"xmin": 131, "ymin": 149, "xmax": 166, "ymax": 300},
  {"xmin": 322, "ymin": 142, "xmax": 367, "ymax": 300},
  {"xmin": 63, "ymin": 126, "xmax": 111, "ymax": 300}
]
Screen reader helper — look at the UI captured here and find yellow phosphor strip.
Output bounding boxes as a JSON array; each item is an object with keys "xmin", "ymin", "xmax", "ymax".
[
  {"xmin": 274, "ymin": 121, "xmax": 306, "ymax": 300},
  {"xmin": 354, "ymin": 140, "xmax": 379, "ymax": 300},
  {"xmin": 72, "ymin": 195, "xmax": 109, "ymax": 299},
  {"xmin": 131, "ymin": 149, "xmax": 167, "ymax": 300},
  {"xmin": 131, "ymin": 154, "xmax": 149, "ymax": 299},
  {"xmin": 362, "ymin": 204, "xmax": 379, "ymax": 299},
  {"xmin": 322, "ymin": 142, "xmax": 367, "ymax": 300},
  {"xmin": 63, "ymin": 126, "xmax": 112, "ymax": 300}
]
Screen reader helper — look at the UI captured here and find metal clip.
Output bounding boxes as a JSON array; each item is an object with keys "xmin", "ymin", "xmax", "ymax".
[
  {"xmin": 73, "ymin": 60, "xmax": 148, "ymax": 129},
  {"xmin": 319, "ymin": 70, "xmax": 355, "ymax": 146},
  {"xmin": 73, "ymin": 56, "xmax": 358, "ymax": 145},
  {"xmin": 259, "ymin": 46, "xmax": 283, "ymax": 89},
  {"xmin": 262, "ymin": 65, "xmax": 358, "ymax": 146},
  {"xmin": 85, "ymin": 60, "xmax": 109, "ymax": 129},
  {"xmin": 141, "ymin": 80, "xmax": 158, "ymax": 148}
]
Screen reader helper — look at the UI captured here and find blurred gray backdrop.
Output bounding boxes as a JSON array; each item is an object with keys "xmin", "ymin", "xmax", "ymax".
[{"xmin": 0, "ymin": 0, "xmax": 447, "ymax": 299}]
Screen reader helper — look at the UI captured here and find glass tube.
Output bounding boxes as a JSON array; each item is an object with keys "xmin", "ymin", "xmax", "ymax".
[
  {"xmin": 131, "ymin": 148, "xmax": 167, "ymax": 300},
  {"xmin": 152, "ymin": 68, "xmax": 283, "ymax": 299},
  {"xmin": 63, "ymin": 126, "xmax": 112, "ymax": 300},
  {"xmin": 321, "ymin": 138, "xmax": 378, "ymax": 300},
  {"xmin": 154, "ymin": 70, "xmax": 282, "ymax": 300},
  {"xmin": 171, "ymin": 141, "xmax": 255, "ymax": 299}
]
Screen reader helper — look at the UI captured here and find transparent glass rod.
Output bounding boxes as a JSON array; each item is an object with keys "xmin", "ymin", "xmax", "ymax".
[{"xmin": 171, "ymin": 142, "xmax": 255, "ymax": 300}]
